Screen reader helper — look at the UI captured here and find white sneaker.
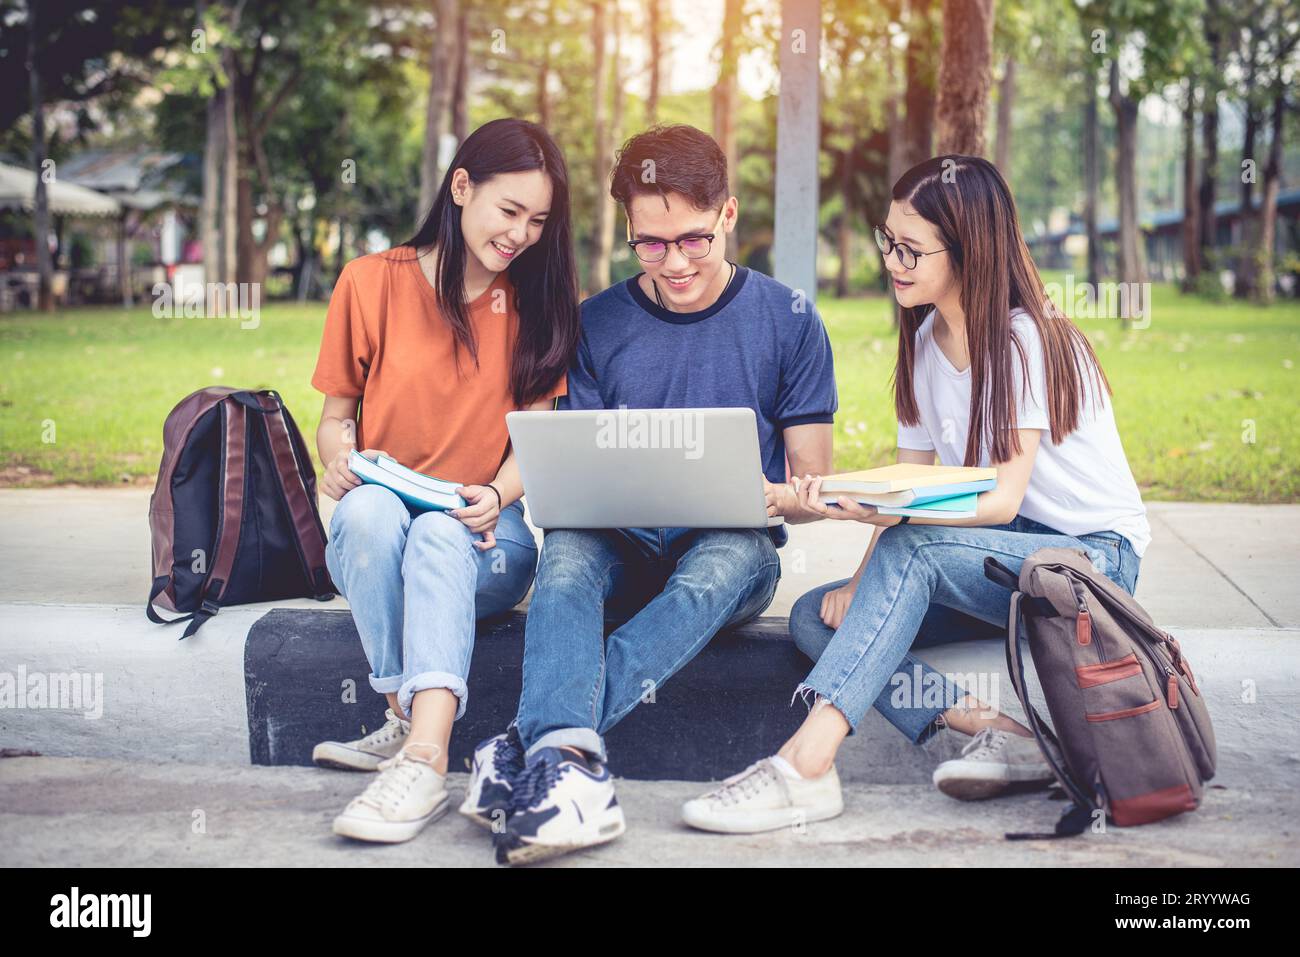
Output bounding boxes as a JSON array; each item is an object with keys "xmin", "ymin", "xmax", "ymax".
[
  {"xmin": 313, "ymin": 709, "xmax": 409, "ymax": 771},
  {"xmin": 932, "ymin": 727, "xmax": 1055, "ymax": 800},
  {"xmin": 681, "ymin": 757, "xmax": 843, "ymax": 834},
  {"xmin": 458, "ymin": 725, "xmax": 526, "ymax": 832},
  {"xmin": 495, "ymin": 748, "xmax": 626, "ymax": 866},
  {"xmin": 331, "ymin": 748, "xmax": 450, "ymax": 843}
]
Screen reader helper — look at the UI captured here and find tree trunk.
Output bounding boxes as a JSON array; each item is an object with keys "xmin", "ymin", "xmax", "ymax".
[
  {"xmin": 1198, "ymin": 1, "xmax": 1220, "ymax": 279},
  {"xmin": 1181, "ymin": 78, "xmax": 1200, "ymax": 290},
  {"xmin": 1253, "ymin": 87, "xmax": 1284, "ymax": 304},
  {"xmin": 994, "ymin": 55, "xmax": 1014, "ymax": 176},
  {"xmin": 587, "ymin": 0, "xmax": 611, "ymax": 295},
  {"xmin": 712, "ymin": 0, "xmax": 742, "ymax": 257},
  {"xmin": 886, "ymin": 40, "xmax": 906, "ymax": 187},
  {"xmin": 417, "ymin": 0, "xmax": 459, "ymax": 223},
  {"xmin": 646, "ymin": 0, "xmax": 661, "ymax": 122},
  {"xmin": 198, "ymin": 2, "xmax": 220, "ymax": 285},
  {"xmin": 537, "ymin": 3, "xmax": 552, "ymax": 126},
  {"xmin": 1234, "ymin": 103, "xmax": 1258, "ymax": 299},
  {"xmin": 903, "ymin": 0, "xmax": 935, "ymax": 166},
  {"xmin": 451, "ymin": 2, "xmax": 469, "ymax": 144},
  {"xmin": 116, "ymin": 214, "xmax": 132, "ymax": 307},
  {"xmin": 935, "ymin": 0, "xmax": 995, "ymax": 156},
  {"xmin": 27, "ymin": 4, "xmax": 53, "ymax": 312},
  {"xmin": 1109, "ymin": 58, "xmax": 1147, "ymax": 323},
  {"xmin": 220, "ymin": 61, "xmax": 238, "ymax": 284},
  {"xmin": 1083, "ymin": 68, "xmax": 1101, "ymax": 285}
]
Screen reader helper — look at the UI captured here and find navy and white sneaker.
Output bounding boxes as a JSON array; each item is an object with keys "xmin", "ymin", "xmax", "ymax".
[
  {"xmin": 494, "ymin": 747, "xmax": 626, "ymax": 866},
  {"xmin": 458, "ymin": 724, "xmax": 526, "ymax": 832}
]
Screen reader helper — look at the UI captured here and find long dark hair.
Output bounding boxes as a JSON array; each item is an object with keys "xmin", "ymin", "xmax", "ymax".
[
  {"xmin": 399, "ymin": 118, "xmax": 580, "ymax": 407},
  {"xmin": 890, "ymin": 155, "xmax": 1109, "ymax": 465}
]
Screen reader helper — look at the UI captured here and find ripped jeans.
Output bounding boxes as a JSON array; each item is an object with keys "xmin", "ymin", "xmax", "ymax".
[
  {"xmin": 324, "ymin": 483, "xmax": 539, "ymax": 719},
  {"xmin": 790, "ymin": 515, "xmax": 1141, "ymax": 741}
]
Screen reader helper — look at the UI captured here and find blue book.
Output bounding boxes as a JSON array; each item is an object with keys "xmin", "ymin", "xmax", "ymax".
[
  {"xmin": 876, "ymin": 492, "xmax": 979, "ymax": 519},
  {"xmin": 819, "ymin": 478, "xmax": 995, "ymax": 508},
  {"xmin": 349, "ymin": 450, "xmax": 466, "ymax": 512},
  {"xmin": 904, "ymin": 480, "xmax": 997, "ymax": 506}
]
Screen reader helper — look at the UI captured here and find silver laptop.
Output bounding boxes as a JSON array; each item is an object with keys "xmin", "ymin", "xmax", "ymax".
[{"xmin": 506, "ymin": 407, "xmax": 779, "ymax": 529}]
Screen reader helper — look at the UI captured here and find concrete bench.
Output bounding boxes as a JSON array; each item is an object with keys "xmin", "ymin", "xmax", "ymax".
[
  {"xmin": 5, "ymin": 601, "xmax": 1292, "ymax": 788},
  {"xmin": 247, "ymin": 609, "xmax": 811, "ymax": 780}
]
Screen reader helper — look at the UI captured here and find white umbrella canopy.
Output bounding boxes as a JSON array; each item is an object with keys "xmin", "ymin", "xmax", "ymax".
[{"xmin": 0, "ymin": 161, "xmax": 121, "ymax": 217}]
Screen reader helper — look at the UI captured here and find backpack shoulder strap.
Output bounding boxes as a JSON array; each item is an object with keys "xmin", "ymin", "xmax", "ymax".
[
  {"xmin": 256, "ymin": 392, "xmax": 333, "ymax": 598},
  {"xmin": 146, "ymin": 575, "xmax": 191, "ymax": 625},
  {"xmin": 180, "ymin": 398, "xmax": 249, "ymax": 638},
  {"xmin": 1002, "ymin": 590, "xmax": 1101, "ymax": 840}
]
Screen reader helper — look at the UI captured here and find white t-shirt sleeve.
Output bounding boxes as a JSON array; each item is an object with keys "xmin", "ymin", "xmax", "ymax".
[
  {"xmin": 1010, "ymin": 316, "xmax": 1051, "ymax": 432},
  {"xmin": 897, "ymin": 420, "xmax": 935, "ymax": 451}
]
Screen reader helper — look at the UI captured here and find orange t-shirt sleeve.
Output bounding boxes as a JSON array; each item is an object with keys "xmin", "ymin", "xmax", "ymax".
[{"xmin": 311, "ymin": 263, "xmax": 372, "ymax": 397}]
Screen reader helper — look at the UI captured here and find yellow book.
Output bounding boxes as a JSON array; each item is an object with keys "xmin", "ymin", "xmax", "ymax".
[{"xmin": 817, "ymin": 463, "xmax": 997, "ymax": 495}]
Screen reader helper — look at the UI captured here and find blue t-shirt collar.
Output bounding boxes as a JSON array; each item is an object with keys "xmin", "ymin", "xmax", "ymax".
[{"xmin": 623, "ymin": 264, "xmax": 750, "ymax": 325}]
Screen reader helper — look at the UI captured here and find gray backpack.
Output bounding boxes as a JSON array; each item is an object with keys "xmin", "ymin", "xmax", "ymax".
[{"xmin": 984, "ymin": 548, "xmax": 1216, "ymax": 838}]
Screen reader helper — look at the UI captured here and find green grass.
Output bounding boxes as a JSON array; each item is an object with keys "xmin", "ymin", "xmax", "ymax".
[
  {"xmin": 820, "ymin": 279, "xmax": 1300, "ymax": 502},
  {"xmin": 1, "ymin": 280, "xmax": 1298, "ymax": 501}
]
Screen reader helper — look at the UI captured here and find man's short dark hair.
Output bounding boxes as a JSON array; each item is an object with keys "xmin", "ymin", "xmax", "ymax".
[{"xmin": 609, "ymin": 124, "xmax": 729, "ymax": 217}]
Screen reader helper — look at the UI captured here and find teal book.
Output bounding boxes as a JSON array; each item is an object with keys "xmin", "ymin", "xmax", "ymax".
[
  {"xmin": 875, "ymin": 492, "xmax": 979, "ymax": 519},
  {"xmin": 349, "ymin": 450, "xmax": 467, "ymax": 512}
]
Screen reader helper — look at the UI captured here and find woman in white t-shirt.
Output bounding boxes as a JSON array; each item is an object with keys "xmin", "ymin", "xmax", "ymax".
[{"xmin": 681, "ymin": 154, "xmax": 1151, "ymax": 835}]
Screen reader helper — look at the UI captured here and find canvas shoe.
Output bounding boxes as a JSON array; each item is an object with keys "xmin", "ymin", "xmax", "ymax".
[
  {"xmin": 494, "ymin": 747, "xmax": 626, "ymax": 866},
  {"xmin": 681, "ymin": 756, "xmax": 843, "ymax": 834},
  {"xmin": 458, "ymin": 724, "xmax": 527, "ymax": 831},
  {"xmin": 312, "ymin": 708, "xmax": 410, "ymax": 772},
  {"xmin": 331, "ymin": 747, "xmax": 450, "ymax": 843},
  {"xmin": 932, "ymin": 727, "xmax": 1055, "ymax": 800}
]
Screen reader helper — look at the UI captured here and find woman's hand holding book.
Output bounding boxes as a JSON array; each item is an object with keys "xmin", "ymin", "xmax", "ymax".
[{"xmin": 451, "ymin": 485, "xmax": 501, "ymax": 551}]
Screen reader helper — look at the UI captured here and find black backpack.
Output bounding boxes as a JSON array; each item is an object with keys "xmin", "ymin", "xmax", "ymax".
[{"xmin": 147, "ymin": 387, "xmax": 335, "ymax": 637}]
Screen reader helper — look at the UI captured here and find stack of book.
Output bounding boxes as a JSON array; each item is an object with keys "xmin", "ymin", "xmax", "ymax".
[
  {"xmin": 815, "ymin": 463, "xmax": 996, "ymax": 519},
  {"xmin": 348, "ymin": 450, "xmax": 466, "ymax": 512}
]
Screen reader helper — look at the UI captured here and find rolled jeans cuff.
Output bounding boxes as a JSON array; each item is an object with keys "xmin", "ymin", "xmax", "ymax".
[
  {"xmin": 397, "ymin": 671, "xmax": 469, "ymax": 722},
  {"xmin": 526, "ymin": 727, "xmax": 606, "ymax": 763},
  {"xmin": 369, "ymin": 673, "xmax": 404, "ymax": 696}
]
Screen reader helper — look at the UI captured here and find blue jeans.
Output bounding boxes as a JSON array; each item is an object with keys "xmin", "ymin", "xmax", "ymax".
[
  {"xmin": 515, "ymin": 526, "xmax": 783, "ymax": 760},
  {"xmin": 324, "ymin": 483, "xmax": 539, "ymax": 719},
  {"xmin": 790, "ymin": 516, "xmax": 1141, "ymax": 742}
]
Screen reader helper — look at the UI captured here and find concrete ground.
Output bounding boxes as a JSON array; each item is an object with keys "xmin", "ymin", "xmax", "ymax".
[
  {"xmin": 2, "ymin": 488, "xmax": 1299, "ymax": 866},
  {"xmin": 4, "ymin": 756, "xmax": 1296, "ymax": 867}
]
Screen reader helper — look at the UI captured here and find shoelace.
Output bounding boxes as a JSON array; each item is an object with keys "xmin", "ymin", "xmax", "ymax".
[
  {"xmin": 495, "ymin": 726, "xmax": 525, "ymax": 778},
  {"xmin": 960, "ymin": 727, "xmax": 1006, "ymax": 760},
  {"xmin": 355, "ymin": 752, "xmax": 430, "ymax": 812},
  {"xmin": 508, "ymin": 753, "xmax": 568, "ymax": 815},
  {"xmin": 359, "ymin": 710, "xmax": 408, "ymax": 749},
  {"xmin": 708, "ymin": 761, "xmax": 774, "ymax": 807}
]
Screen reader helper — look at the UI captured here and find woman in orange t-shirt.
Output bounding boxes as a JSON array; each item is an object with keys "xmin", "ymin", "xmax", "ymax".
[{"xmin": 309, "ymin": 119, "xmax": 579, "ymax": 844}]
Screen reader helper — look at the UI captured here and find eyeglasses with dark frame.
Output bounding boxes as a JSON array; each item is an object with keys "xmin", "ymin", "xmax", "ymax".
[
  {"xmin": 873, "ymin": 225, "xmax": 950, "ymax": 270},
  {"xmin": 626, "ymin": 207, "xmax": 727, "ymax": 263}
]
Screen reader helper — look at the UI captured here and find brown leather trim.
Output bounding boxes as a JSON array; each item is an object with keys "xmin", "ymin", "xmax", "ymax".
[
  {"xmin": 262, "ymin": 400, "xmax": 329, "ymax": 583},
  {"xmin": 205, "ymin": 399, "xmax": 248, "ymax": 599},
  {"xmin": 150, "ymin": 387, "xmax": 243, "ymax": 587},
  {"xmin": 1076, "ymin": 609, "xmax": 1092, "ymax": 645},
  {"xmin": 1075, "ymin": 653, "xmax": 1142, "ymax": 689},
  {"xmin": 1086, "ymin": 698, "xmax": 1161, "ymax": 722},
  {"xmin": 1110, "ymin": 783, "xmax": 1198, "ymax": 827}
]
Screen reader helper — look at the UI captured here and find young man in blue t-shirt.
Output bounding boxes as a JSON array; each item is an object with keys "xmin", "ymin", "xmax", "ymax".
[{"xmin": 461, "ymin": 124, "xmax": 838, "ymax": 865}]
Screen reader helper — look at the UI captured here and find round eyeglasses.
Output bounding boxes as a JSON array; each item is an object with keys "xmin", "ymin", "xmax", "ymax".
[
  {"xmin": 874, "ymin": 225, "xmax": 950, "ymax": 270},
  {"xmin": 626, "ymin": 207, "xmax": 726, "ymax": 264}
]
